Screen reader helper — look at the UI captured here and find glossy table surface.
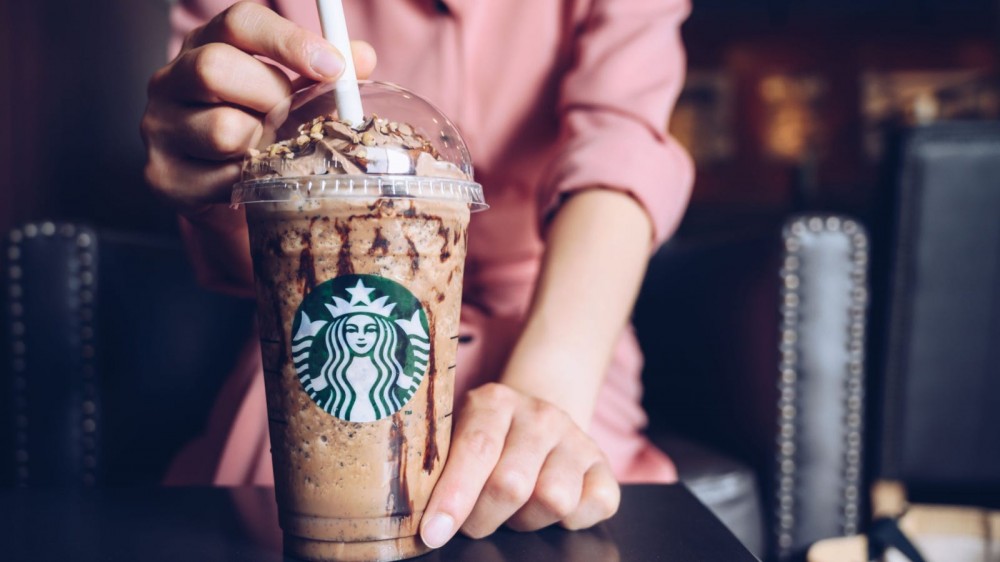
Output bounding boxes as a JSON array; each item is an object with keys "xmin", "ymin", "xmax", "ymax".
[{"xmin": 2, "ymin": 484, "xmax": 758, "ymax": 561}]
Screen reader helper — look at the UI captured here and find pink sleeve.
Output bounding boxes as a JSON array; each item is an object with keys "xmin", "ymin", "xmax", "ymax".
[{"xmin": 539, "ymin": 0, "xmax": 695, "ymax": 245}]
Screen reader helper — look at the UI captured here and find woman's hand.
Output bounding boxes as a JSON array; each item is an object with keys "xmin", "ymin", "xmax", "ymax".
[
  {"xmin": 140, "ymin": 1, "xmax": 376, "ymax": 212},
  {"xmin": 419, "ymin": 383, "xmax": 621, "ymax": 548},
  {"xmin": 418, "ymin": 190, "xmax": 658, "ymax": 549}
]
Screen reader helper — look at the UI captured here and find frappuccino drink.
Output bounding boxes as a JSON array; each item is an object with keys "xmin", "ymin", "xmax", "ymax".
[{"xmin": 233, "ymin": 82, "xmax": 486, "ymax": 562}]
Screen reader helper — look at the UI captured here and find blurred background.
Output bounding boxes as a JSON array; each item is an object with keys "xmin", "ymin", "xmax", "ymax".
[
  {"xmin": 2, "ymin": 0, "xmax": 998, "ymax": 236},
  {"xmin": 673, "ymin": 0, "xmax": 999, "ymax": 233},
  {"xmin": 1, "ymin": 0, "xmax": 175, "ymax": 235}
]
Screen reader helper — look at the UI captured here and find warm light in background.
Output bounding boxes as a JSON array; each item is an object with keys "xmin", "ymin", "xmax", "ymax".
[
  {"xmin": 758, "ymin": 74, "xmax": 827, "ymax": 163},
  {"xmin": 861, "ymin": 70, "xmax": 1000, "ymax": 158}
]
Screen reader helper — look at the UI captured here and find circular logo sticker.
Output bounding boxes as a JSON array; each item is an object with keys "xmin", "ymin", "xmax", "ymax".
[{"xmin": 291, "ymin": 274, "xmax": 431, "ymax": 423}]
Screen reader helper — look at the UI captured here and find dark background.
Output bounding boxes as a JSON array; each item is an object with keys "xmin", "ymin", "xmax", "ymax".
[
  {"xmin": 1, "ymin": 0, "xmax": 174, "ymax": 236},
  {"xmin": 2, "ymin": 0, "xmax": 998, "ymax": 238}
]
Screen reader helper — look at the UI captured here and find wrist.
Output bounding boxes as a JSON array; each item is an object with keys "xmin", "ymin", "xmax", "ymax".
[{"xmin": 499, "ymin": 327, "xmax": 606, "ymax": 428}]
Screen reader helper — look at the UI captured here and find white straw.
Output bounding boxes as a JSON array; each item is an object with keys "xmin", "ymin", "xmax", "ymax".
[{"xmin": 316, "ymin": 0, "xmax": 364, "ymax": 127}]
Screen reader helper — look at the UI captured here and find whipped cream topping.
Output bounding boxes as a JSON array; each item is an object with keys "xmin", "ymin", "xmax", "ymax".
[{"xmin": 243, "ymin": 114, "xmax": 468, "ymax": 181}]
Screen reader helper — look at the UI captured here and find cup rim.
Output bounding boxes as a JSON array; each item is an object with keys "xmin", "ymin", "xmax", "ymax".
[{"xmin": 232, "ymin": 174, "xmax": 487, "ymax": 211}]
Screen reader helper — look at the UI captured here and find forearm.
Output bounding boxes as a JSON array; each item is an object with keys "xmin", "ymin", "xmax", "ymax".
[{"xmin": 499, "ymin": 189, "xmax": 653, "ymax": 428}]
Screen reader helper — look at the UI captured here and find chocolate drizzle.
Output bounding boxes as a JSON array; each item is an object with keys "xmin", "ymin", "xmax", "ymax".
[
  {"xmin": 297, "ymin": 232, "xmax": 317, "ymax": 294},
  {"xmin": 269, "ymin": 290, "xmax": 287, "ymax": 368},
  {"xmin": 370, "ymin": 227, "xmax": 390, "ymax": 256},
  {"xmin": 387, "ymin": 414, "xmax": 413, "ymax": 516},
  {"xmin": 334, "ymin": 220, "xmax": 354, "ymax": 275},
  {"xmin": 438, "ymin": 225, "xmax": 451, "ymax": 262},
  {"xmin": 405, "ymin": 236, "xmax": 420, "ymax": 273},
  {"xmin": 265, "ymin": 234, "xmax": 288, "ymax": 366},
  {"xmin": 438, "ymin": 226, "xmax": 451, "ymax": 247},
  {"xmin": 266, "ymin": 233, "xmax": 285, "ymax": 259},
  {"xmin": 422, "ymin": 307, "xmax": 440, "ymax": 474}
]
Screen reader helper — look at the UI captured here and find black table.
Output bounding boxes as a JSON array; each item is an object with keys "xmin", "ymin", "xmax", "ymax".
[{"xmin": 2, "ymin": 484, "xmax": 758, "ymax": 561}]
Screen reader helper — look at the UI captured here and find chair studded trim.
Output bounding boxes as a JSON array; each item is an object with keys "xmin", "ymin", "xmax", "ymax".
[
  {"xmin": 5, "ymin": 222, "xmax": 100, "ymax": 487},
  {"xmin": 775, "ymin": 216, "xmax": 869, "ymax": 559},
  {"xmin": 7, "ymin": 227, "xmax": 28, "ymax": 486}
]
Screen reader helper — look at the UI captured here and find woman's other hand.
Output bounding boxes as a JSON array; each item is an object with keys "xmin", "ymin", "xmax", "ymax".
[
  {"xmin": 141, "ymin": 1, "xmax": 376, "ymax": 212},
  {"xmin": 419, "ymin": 383, "xmax": 621, "ymax": 548}
]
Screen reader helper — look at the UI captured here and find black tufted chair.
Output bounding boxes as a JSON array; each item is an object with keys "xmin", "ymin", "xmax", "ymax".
[
  {"xmin": 872, "ymin": 122, "xmax": 1000, "ymax": 507},
  {"xmin": 2, "ymin": 213, "xmax": 872, "ymax": 561},
  {"xmin": 636, "ymin": 214, "xmax": 870, "ymax": 561},
  {"xmin": 1, "ymin": 225, "xmax": 255, "ymax": 486},
  {"xmin": 801, "ymin": 121, "xmax": 1000, "ymax": 562}
]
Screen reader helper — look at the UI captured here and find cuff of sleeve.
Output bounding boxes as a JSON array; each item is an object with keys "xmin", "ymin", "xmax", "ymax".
[{"xmin": 538, "ymin": 110, "xmax": 694, "ymax": 246}]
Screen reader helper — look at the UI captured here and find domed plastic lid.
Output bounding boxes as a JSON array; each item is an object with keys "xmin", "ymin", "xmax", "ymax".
[{"xmin": 232, "ymin": 81, "xmax": 486, "ymax": 210}]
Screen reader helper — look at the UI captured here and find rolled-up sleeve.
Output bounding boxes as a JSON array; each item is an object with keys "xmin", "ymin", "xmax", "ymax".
[{"xmin": 538, "ymin": 0, "xmax": 695, "ymax": 246}]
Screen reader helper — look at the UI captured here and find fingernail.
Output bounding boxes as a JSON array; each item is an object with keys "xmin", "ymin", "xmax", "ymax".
[
  {"xmin": 310, "ymin": 46, "xmax": 344, "ymax": 78},
  {"xmin": 421, "ymin": 513, "xmax": 454, "ymax": 549}
]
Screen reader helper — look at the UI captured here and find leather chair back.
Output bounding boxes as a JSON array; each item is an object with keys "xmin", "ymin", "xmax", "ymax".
[
  {"xmin": 636, "ymin": 215, "xmax": 870, "ymax": 560},
  {"xmin": 3, "ymin": 223, "xmax": 255, "ymax": 486},
  {"xmin": 876, "ymin": 123, "xmax": 1000, "ymax": 506}
]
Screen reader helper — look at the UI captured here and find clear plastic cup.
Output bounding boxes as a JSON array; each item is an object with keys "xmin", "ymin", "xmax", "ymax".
[{"xmin": 232, "ymin": 81, "xmax": 486, "ymax": 562}]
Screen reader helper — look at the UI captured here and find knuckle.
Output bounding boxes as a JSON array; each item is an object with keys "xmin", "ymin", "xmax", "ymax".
[
  {"xmin": 262, "ymin": 20, "xmax": 311, "ymax": 65},
  {"xmin": 146, "ymin": 66, "xmax": 170, "ymax": 98},
  {"xmin": 218, "ymin": 1, "xmax": 259, "ymax": 38},
  {"xmin": 143, "ymin": 153, "xmax": 173, "ymax": 196},
  {"xmin": 486, "ymin": 469, "xmax": 533, "ymax": 506},
  {"xmin": 457, "ymin": 428, "xmax": 501, "ymax": 461},
  {"xmin": 534, "ymin": 485, "xmax": 576, "ymax": 519},
  {"xmin": 469, "ymin": 383, "xmax": 515, "ymax": 408},
  {"xmin": 529, "ymin": 399, "xmax": 567, "ymax": 427},
  {"xmin": 205, "ymin": 108, "xmax": 253, "ymax": 156},
  {"xmin": 281, "ymin": 32, "xmax": 313, "ymax": 65},
  {"xmin": 189, "ymin": 44, "xmax": 229, "ymax": 94},
  {"xmin": 590, "ymin": 480, "xmax": 621, "ymax": 519}
]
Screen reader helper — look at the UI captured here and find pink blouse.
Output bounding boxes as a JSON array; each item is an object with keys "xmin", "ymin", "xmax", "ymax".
[{"xmin": 165, "ymin": 0, "xmax": 694, "ymax": 485}]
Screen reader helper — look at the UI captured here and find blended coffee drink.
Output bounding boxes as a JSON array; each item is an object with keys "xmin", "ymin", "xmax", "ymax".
[{"xmin": 233, "ymin": 82, "xmax": 486, "ymax": 562}]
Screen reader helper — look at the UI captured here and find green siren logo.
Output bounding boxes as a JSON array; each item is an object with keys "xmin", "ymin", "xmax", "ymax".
[{"xmin": 292, "ymin": 275, "xmax": 431, "ymax": 422}]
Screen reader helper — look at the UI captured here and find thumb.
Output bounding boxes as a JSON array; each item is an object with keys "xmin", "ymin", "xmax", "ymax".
[{"xmin": 187, "ymin": 2, "xmax": 346, "ymax": 81}]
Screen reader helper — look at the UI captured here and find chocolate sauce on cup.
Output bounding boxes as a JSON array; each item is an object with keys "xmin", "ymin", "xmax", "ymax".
[{"xmin": 233, "ymin": 81, "xmax": 486, "ymax": 562}]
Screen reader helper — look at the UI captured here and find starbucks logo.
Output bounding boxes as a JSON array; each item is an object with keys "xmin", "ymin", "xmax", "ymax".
[{"xmin": 291, "ymin": 275, "xmax": 431, "ymax": 422}]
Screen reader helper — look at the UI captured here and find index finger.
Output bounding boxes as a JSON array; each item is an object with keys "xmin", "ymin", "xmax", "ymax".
[
  {"xmin": 184, "ymin": 1, "xmax": 345, "ymax": 81},
  {"xmin": 419, "ymin": 390, "xmax": 516, "ymax": 548}
]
